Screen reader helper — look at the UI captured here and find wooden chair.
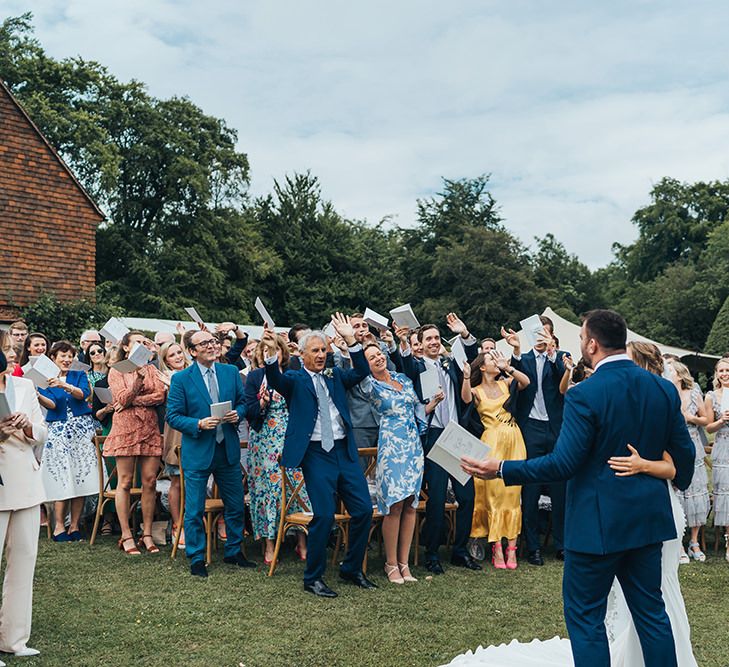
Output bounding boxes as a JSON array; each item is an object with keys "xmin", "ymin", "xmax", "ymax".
[
  {"xmin": 89, "ymin": 435, "xmax": 144, "ymax": 545},
  {"xmin": 359, "ymin": 447, "xmax": 383, "ymax": 572},
  {"xmin": 171, "ymin": 446, "xmax": 226, "ymax": 565},
  {"xmin": 267, "ymin": 457, "xmax": 349, "ymax": 576}
]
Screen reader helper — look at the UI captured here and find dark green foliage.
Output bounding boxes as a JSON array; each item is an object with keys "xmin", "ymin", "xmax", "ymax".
[
  {"xmin": 19, "ymin": 290, "xmax": 122, "ymax": 343},
  {"xmin": 705, "ymin": 295, "xmax": 729, "ymax": 356}
]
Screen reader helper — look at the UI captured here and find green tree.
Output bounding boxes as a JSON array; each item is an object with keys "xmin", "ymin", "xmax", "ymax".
[
  {"xmin": 531, "ymin": 233, "xmax": 603, "ymax": 320},
  {"xmin": 705, "ymin": 295, "xmax": 729, "ymax": 356},
  {"xmin": 19, "ymin": 290, "xmax": 122, "ymax": 343},
  {"xmin": 614, "ymin": 177, "xmax": 729, "ymax": 282}
]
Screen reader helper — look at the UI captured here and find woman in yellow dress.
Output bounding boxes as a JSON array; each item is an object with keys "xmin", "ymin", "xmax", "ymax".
[{"xmin": 461, "ymin": 350, "xmax": 529, "ymax": 569}]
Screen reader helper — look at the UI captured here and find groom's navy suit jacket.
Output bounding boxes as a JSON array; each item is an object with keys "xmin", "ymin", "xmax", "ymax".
[
  {"xmin": 264, "ymin": 349, "xmax": 370, "ymax": 468},
  {"xmin": 502, "ymin": 358, "xmax": 695, "ymax": 555}
]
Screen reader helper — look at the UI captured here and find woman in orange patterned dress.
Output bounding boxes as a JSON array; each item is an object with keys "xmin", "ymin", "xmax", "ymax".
[{"xmin": 104, "ymin": 331, "xmax": 166, "ymax": 555}]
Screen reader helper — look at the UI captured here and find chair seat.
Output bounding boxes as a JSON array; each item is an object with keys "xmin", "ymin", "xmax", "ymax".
[
  {"xmin": 205, "ymin": 499, "xmax": 225, "ymax": 511},
  {"xmin": 103, "ymin": 488, "xmax": 143, "ymax": 499},
  {"xmin": 285, "ymin": 512, "xmax": 348, "ymax": 526}
]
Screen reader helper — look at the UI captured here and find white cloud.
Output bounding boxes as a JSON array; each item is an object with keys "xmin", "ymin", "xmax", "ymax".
[{"xmin": 9, "ymin": 0, "xmax": 729, "ymax": 267}]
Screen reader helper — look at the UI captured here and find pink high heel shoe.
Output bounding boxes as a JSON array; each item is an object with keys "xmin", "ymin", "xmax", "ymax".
[{"xmin": 505, "ymin": 546, "xmax": 518, "ymax": 570}]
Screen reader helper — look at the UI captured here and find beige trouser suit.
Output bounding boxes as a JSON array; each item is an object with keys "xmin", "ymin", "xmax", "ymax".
[{"xmin": 0, "ymin": 376, "xmax": 47, "ymax": 654}]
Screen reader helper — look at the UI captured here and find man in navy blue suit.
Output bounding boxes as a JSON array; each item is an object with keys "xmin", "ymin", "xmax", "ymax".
[
  {"xmin": 261, "ymin": 313, "xmax": 376, "ymax": 598},
  {"xmin": 167, "ymin": 330, "xmax": 255, "ymax": 578},
  {"xmin": 462, "ymin": 310, "xmax": 694, "ymax": 667},
  {"xmin": 502, "ymin": 316, "xmax": 567, "ymax": 565},
  {"xmin": 394, "ymin": 313, "xmax": 481, "ymax": 575}
]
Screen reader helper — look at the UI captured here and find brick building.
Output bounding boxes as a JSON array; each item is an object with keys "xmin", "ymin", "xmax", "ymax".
[{"xmin": 0, "ymin": 79, "xmax": 104, "ymax": 321}]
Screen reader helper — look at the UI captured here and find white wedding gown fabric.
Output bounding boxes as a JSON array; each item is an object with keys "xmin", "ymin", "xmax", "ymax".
[{"xmin": 442, "ymin": 482, "xmax": 698, "ymax": 667}]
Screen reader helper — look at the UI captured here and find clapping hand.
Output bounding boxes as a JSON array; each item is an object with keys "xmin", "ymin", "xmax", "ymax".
[
  {"xmin": 460, "ymin": 455, "xmax": 500, "ymax": 480},
  {"xmin": 331, "ymin": 313, "xmax": 356, "ymax": 346},
  {"xmin": 446, "ymin": 313, "xmax": 469, "ymax": 338}
]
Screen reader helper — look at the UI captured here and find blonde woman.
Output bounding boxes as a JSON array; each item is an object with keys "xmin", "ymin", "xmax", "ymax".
[
  {"xmin": 705, "ymin": 357, "xmax": 729, "ymax": 562},
  {"xmin": 158, "ymin": 341, "xmax": 189, "ymax": 548},
  {"xmin": 667, "ymin": 360, "xmax": 710, "ymax": 562}
]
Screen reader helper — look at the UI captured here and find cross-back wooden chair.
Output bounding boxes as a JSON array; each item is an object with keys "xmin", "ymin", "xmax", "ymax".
[
  {"xmin": 89, "ymin": 435, "xmax": 144, "ymax": 545},
  {"xmin": 267, "ymin": 456, "xmax": 349, "ymax": 576},
  {"xmin": 171, "ymin": 445, "xmax": 226, "ymax": 565}
]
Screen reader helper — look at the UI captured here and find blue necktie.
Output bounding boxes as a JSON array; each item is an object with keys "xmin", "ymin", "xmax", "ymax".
[
  {"xmin": 315, "ymin": 374, "xmax": 335, "ymax": 452},
  {"xmin": 207, "ymin": 367, "xmax": 224, "ymax": 443}
]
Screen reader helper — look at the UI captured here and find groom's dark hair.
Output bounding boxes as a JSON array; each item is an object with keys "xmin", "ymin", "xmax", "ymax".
[{"xmin": 582, "ymin": 310, "xmax": 627, "ymax": 351}]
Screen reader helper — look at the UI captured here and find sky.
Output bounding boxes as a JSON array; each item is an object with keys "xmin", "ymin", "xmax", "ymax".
[{"xmin": 9, "ymin": 1, "xmax": 729, "ymax": 267}]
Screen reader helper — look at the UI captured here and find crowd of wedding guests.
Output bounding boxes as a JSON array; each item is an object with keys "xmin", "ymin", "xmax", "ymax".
[{"xmin": 1, "ymin": 309, "xmax": 728, "ymax": 601}]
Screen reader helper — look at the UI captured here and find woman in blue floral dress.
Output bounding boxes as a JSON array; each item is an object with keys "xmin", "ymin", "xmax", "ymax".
[
  {"xmin": 361, "ymin": 342, "xmax": 426, "ymax": 584},
  {"xmin": 245, "ymin": 337, "xmax": 309, "ymax": 564}
]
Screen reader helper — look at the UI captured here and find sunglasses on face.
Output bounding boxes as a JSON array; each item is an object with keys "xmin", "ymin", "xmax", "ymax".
[{"xmin": 89, "ymin": 349, "xmax": 105, "ymax": 356}]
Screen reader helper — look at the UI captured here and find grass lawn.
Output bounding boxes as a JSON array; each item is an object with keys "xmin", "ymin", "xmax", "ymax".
[{"xmin": 8, "ymin": 537, "xmax": 729, "ymax": 667}]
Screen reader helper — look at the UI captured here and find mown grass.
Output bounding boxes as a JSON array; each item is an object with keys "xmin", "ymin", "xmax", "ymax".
[{"xmin": 6, "ymin": 538, "xmax": 729, "ymax": 667}]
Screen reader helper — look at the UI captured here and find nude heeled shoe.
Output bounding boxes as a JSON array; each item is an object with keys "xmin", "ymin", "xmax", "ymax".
[
  {"xmin": 398, "ymin": 562, "xmax": 417, "ymax": 582},
  {"xmin": 384, "ymin": 562, "xmax": 405, "ymax": 584}
]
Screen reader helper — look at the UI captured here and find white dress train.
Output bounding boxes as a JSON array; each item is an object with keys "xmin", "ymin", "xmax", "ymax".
[{"xmin": 441, "ymin": 482, "xmax": 698, "ymax": 667}]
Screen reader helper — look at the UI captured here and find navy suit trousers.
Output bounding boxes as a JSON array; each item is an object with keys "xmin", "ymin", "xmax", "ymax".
[
  {"xmin": 183, "ymin": 442, "xmax": 245, "ymax": 565},
  {"xmin": 564, "ymin": 543, "xmax": 676, "ymax": 667},
  {"xmin": 422, "ymin": 427, "xmax": 474, "ymax": 560},
  {"xmin": 299, "ymin": 439, "xmax": 372, "ymax": 584},
  {"xmin": 521, "ymin": 418, "xmax": 565, "ymax": 552}
]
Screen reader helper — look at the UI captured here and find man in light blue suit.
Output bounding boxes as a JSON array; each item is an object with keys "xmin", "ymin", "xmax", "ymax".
[
  {"xmin": 167, "ymin": 330, "xmax": 254, "ymax": 577},
  {"xmin": 261, "ymin": 313, "xmax": 375, "ymax": 598},
  {"xmin": 462, "ymin": 310, "xmax": 694, "ymax": 667}
]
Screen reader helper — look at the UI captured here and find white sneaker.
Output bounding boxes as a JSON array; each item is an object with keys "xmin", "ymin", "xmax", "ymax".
[
  {"xmin": 14, "ymin": 647, "xmax": 40, "ymax": 657},
  {"xmin": 679, "ymin": 549, "xmax": 690, "ymax": 565}
]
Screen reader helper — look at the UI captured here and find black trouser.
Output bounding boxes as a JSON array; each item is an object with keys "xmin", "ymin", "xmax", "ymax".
[
  {"xmin": 521, "ymin": 418, "xmax": 565, "ymax": 552},
  {"xmin": 422, "ymin": 427, "xmax": 474, "ymax": 560}
]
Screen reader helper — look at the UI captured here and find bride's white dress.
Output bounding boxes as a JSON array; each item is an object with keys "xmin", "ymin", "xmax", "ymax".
[{"xmin": 442, "ymin": 482, "xmax": 698, "ymax": 667}]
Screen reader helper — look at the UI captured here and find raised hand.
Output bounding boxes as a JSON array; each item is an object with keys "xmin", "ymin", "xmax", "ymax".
[
  {"xmin": 332, "ymin": 334, "xmax": 348, "ymax": 353},
  {"xmin": 462, "ymin": 360, "xmax": 472, "ymax": 380},
  {"xmin": 393, "ymin": 324, "xmax": 411, "ymax": 344},
  {"xmin": 331, "ymin": 312, "xmax": 356, "ymax": 346},
  {"xmin": 379, "ymin": 329, "xmax": 394, "ymax": 346},
  {"xmin": 446, "ymin": 313, "xmax": 469, "ymax": 338},
  {"xmin": 175, "ymin": 322, "xmax": 186, "ymax": 339},
  {"xmin": 491, "ymin": 350, "xmax": 509, "ymax": 371},
  {"xmin": 535, "ymin": 329, "xmax": 553, "ymax": 349},
  {"xmin": 500, "ymin": 326, "xmax": 521, "ymax": 351},
  {"xmin": 261, "ymin": 324, "xmax": 278, "ymax": 357},
  {"xmin": 216, "ymin": 322, "xmax": 236, "ymax": 334}
]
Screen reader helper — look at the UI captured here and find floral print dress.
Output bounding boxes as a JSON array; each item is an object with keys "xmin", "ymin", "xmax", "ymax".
[
  {"xmin": 363, "ymin": 372, "xmax": 424, "ymax": 515},
  {"xmin": 247, "ymin": 386, "xmax": 309, "ymax": 540}
]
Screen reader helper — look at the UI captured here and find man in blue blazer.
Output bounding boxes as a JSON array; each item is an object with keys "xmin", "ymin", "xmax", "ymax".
[
  {"xmin": 261, "ymin": 313, "xmax": 375, "ymax": 598},
  {"xmin": 393, "ymin": 313, "xmax": 481, "ymax": 575},
  {"xmin": 167, "ymin": 330, "xmax": 254, "ymax": 577},
  {"xmin": 462, "ymin": 310, "xmax": 695, "ymax": 667},
  {"xmin": 503, "ymin": 316, "xmax": 567, "ymax": 564}
]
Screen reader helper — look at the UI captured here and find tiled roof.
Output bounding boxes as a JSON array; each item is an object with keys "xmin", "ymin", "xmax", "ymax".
[{"xmin": 0, "ymin": 79, "xmax": 105, "ymax": 316}]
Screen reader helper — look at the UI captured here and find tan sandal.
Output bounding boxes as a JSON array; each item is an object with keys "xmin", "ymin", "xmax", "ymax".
[
  {"xmin": 398, "ymin": 562, "xmax": 417, "ymax": 582},
  {"xmin": 384, "ymin": 562, "xmax": 404, "ymax": 584}
]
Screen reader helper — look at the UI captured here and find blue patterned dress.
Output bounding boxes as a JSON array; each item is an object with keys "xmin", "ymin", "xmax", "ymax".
[
  {"xmin": 247, "ymin": 388, "xmax": 310, "ymax": 540},
  {"xmin": 364, "ymin": 373, "xmax": 424, "ymax": 515}
]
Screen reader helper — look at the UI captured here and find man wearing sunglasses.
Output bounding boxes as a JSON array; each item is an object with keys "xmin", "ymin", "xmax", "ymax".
[{"xmin": 166, "ymin": 330, "xmax": 254, "ymax": 577}]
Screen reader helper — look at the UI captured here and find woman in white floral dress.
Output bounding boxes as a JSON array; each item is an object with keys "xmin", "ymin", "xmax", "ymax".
[{"xmin": 361, "ymin": 342, "xmax": 428, "ymax": 584}]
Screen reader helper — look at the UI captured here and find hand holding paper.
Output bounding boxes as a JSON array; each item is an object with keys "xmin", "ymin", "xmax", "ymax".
[
  {"xmin": 460, "ymin": 455, "xmax": 500, "ymax": 480},
  {"xmin": 426, "ymin": 421, "xmax": 491, "ymax": 485}
]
